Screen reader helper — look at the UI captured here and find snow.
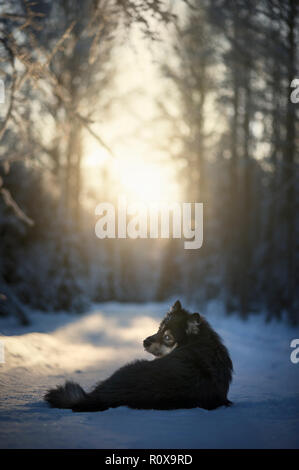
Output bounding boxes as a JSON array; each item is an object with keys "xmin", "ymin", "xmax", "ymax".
[{"xmin": 0, "ymin": 301, "xmax": 299, "ymax": 449}]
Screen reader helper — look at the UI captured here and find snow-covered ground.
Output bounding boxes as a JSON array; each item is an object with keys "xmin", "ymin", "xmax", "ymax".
[{"xmin": 0, "ymin": 301, "xmax": 298, "ymax": 449}]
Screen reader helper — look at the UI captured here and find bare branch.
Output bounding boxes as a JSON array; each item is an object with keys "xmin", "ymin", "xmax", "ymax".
[
  {"xmin": 0, "ymin": 39, "xmax": 17, "ymax": 140},
  {"xmin": 0, "ymin": 187, "xmax": 34, "ymax": 226}
]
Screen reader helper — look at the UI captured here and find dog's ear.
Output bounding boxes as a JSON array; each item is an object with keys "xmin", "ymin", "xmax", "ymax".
[
  {"xmin": 192, "ymin": 312, "xmax": 201, "ymax": 322},
  {"xmin": 186, "ymin": 312, "xmax": 201, "ymax": 334},
  {"xmin": 171, "ymin": 300, "xmax": 182, "ymax": 312}
]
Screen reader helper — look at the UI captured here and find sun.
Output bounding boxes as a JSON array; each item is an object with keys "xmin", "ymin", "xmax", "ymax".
[
  {"xmin": 115, "ymin": 158, "xmax": 179, "ymax": 204},
  {"xmin": 82, "ymin": 140, "xmax": 181, "ymax": 205}
]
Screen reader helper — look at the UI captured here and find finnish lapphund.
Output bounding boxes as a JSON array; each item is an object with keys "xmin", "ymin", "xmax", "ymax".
[{"xmin": 45, "ymin": 300, "xmax": 233, "ymax": 411}]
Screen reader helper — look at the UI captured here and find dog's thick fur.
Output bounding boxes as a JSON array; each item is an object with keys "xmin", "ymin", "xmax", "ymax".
[{"xmin": 44, "ymin": 300, "xmax": 233, "ymax": 412}]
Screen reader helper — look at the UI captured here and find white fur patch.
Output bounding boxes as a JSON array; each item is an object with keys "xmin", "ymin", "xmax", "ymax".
[
  {"xmin": 186, "ymin": 320, "xmax": 199, "ymax": 335},
  {"xmin": 161, "ymin": 342, "xmax": 177, "ymax": 356}
]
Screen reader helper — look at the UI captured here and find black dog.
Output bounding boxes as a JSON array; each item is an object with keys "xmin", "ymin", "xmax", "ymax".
[{"xmin": 45, "ymin": 300, "xmax": 233, "ymax": 411}]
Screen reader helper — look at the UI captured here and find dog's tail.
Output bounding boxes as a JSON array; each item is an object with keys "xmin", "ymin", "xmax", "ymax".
[{"xmin": 44, "ymin": 381, "xmax": 87, "ymax": 409}]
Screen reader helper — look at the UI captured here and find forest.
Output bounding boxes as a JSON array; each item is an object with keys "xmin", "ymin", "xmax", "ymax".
[{"xmin": 0, "ymin": 0, "xmax": 298, "ymax": 324}]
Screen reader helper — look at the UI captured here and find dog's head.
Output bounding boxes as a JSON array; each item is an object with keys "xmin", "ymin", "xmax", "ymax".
[{"xmin": 143, "ymin": 300, "xmax": 201, "ymax": 357}]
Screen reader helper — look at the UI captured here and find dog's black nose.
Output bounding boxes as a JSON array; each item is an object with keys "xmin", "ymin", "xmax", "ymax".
[{"xmin": 143, "ymin": 338, "xmax": 151, "ymax": 348}]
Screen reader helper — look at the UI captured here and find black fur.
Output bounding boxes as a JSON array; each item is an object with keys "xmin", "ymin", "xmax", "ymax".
[{"xmin": 44, "ymin": 300, "xmax": 233, "ymax": 412}]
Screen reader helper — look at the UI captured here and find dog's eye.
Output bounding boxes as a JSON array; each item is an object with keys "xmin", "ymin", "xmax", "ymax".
[{"xmin": 164, "ymin": 335, "xmax": 171, "ymax": 341}]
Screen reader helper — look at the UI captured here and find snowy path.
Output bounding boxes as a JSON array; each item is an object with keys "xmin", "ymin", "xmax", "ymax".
[{"xmin": 0, "ymin": 302, "xmax": 298, "ymax": 449}]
